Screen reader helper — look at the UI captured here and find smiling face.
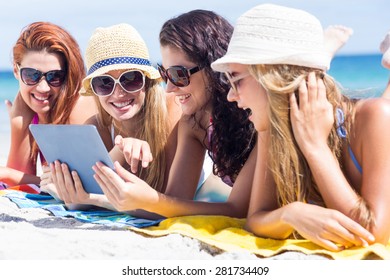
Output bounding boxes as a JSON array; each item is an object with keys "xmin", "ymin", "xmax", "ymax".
[
  {"xmin": 160, "ymin": 45, "xmax": 211, "ymax": 115},
  {"xmin": 14, "ymin": 50, "xmax": 65, "ymax": 119},
  {"xmin": 225, "ymin": 63, "xmax": 269, "ymax": 131},
  {"xmin": 96, "ymin": 69, "xmax": 146, "ymax": 122}
]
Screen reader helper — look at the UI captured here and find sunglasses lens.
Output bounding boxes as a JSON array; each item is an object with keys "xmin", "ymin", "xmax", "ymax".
[
  {"xmin": 167, "ymin": 66, "xmax": 189, "ymax": 87},
  {"xmin": 20, "ymin": 68, "xmax": 65, "ymax": 87},
  {"xmin": 91, "ymin": 76, "xmax": 115, "ymax": 96},
  {"xmin": 46, "ymin": 70, "xmax": 66, "ymax": 87},
  {"xmin": 120, "ymin": 71, "xmax": 144, "ymax": 92},
  {"xmin": 20, "ymin": 68, "xmax": 42, "ymax": 85},
  {"xmin": 225, "ymin": 72, "xmax": 236, "ymax": 92},
  {"xmin": 157, "ymin": 65, "xmax": 168, "ymax": 83}
]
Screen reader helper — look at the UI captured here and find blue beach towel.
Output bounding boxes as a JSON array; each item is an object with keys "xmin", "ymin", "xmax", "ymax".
[{"xmin": 1, "ymin": 190, "xmax": 162, "ymax": 228}]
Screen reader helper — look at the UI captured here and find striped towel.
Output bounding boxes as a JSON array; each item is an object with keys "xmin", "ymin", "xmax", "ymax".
[{"xmin": 0, "ymin": 189, "xmax": 162, "ymax": 228}]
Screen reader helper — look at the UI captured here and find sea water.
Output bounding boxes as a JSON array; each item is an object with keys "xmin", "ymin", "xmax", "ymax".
[
  {"xmin": 0, "ymin": 54, "xmax": 388, "ymax": 103},
  {"xmin": 328, "ymin": 54, "xmax": 388, "ymax": 98}
]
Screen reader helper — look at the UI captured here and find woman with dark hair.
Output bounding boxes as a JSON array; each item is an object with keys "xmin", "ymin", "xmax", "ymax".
[
  {"xmin": 94, "ymin": 10, "xmax": 257, "ymax": 218},
  {"xmin": 158, "ymin": 9, "xmax": 256, "ymax": 199}
]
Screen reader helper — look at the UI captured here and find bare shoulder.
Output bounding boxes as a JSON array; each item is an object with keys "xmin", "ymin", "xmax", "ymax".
[
  {"xmin": 353, "ymin": 98, "xmax": 390, "ymax": 142},
  {"xmin": 178, "ymin": 111, "xmax": 210, "ymax": 142},
  {"xmin": 355, "ymin": 98, "xmax": 390, "ymax": 123},
  {"xmin": 69, "ymin": 96, "xmax": 98, "ymax": 124}
]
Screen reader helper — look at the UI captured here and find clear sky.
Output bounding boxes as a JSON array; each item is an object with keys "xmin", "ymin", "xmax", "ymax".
[{"xmin": 0, "ymin": 0, "xmax": 387, "ymax": 70}]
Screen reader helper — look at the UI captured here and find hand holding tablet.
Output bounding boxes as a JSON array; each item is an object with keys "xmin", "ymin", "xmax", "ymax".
[{"xmin": 29, "ymin": 124, "xmax": 114, "ymax": 194}]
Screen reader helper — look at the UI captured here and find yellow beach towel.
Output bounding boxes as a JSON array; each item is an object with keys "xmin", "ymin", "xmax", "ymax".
[{"xmin": 132, "ymin": 215, "xmax": 390, "ymax": 260}]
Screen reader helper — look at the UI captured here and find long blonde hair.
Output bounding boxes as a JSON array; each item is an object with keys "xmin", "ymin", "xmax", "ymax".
[
  {"xmin": 250, "ymin": 64, "xmax": 374, "ymax": 230},
  {"xmin": 94, "ymin": 78, "xmax": 169, "ymax": 192}
]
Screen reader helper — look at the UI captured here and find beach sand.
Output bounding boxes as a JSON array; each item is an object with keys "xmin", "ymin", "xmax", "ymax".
[{"xmin": 0, "ymin": 104, "xmax": 327, "ymax": 260}]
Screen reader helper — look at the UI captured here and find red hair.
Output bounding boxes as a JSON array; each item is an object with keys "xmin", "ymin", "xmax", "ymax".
[{"xmin": 13, "ymin": 22, "xmax": 85, "ymax": 160}]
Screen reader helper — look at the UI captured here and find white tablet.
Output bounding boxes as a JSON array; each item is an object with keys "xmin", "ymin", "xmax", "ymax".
[{"xmin": 29, "ymin": 124, "xmax": 115, "ymax": 194}]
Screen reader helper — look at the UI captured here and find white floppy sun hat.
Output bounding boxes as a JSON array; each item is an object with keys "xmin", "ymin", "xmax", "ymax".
[
  {"xmin": 80, "ymin": 23, "xmax": 160, "ymax": 95},
  {"xmin": 211, "ymin": 4, "xmax": 331, "ymax": 72}
]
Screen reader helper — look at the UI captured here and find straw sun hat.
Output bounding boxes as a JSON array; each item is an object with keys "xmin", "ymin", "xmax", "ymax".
[
  {"xmin": 211, "ymin": 4, "xmax": 331, "ymax": 72},
  {"xmin": 80, "ymin": 23, "xmax": 160, "ymax": 95}
]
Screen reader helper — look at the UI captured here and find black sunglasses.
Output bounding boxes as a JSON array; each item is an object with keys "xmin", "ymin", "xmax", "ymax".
[
  {"xmin": 157, "ymin": 64, "xmax": 202, "ymax": 87},
  {"xmin": 90, "ymin": 70, "xmax": 145, "ymax": 97},
  {"xmin": 18, "ymin": 66, "xmax": 66, "ymax": 87}
]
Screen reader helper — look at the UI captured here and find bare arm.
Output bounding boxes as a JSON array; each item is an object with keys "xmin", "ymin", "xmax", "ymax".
[
  {"xmin": 291, "ymin": 74, "xmax": 390, "ymax": 243},
  {"xmin": 164, "ymin": 117, "xmax": 205, "ymax": 199},
  {"xmin": 0, "ymin": 166, "xmax": 40, "ymax": 185},
  {"xmin": 6, "ymin": 94, "xmax": 36, "ymax": 176},
  {"xmin": 94, "ymin": 142, "xmax": 257, "ymax": 218},
  {"xmin": 245, "ymin": 132, "xmax": 375, "ymax": 251},
  {"xmin": 351, "ymin": 99, "xmax": 390, "ymax": 243}
]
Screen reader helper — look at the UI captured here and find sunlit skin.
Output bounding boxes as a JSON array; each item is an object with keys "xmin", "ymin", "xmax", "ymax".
[
  {"xmin": 160, "ymin": 45, "xmax": 211, "ymax": 116},
  {"xmin": 225, "ymin": 63, "xmax": 268, "ymax": 131},
  {"xmin": 13, "ymin": 50, "xmax": 64, "ymax": 123}
]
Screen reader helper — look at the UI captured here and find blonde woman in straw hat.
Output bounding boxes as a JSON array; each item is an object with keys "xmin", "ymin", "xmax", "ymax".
[
  {"xmin": 210, "ymin": 3, "xmax": 390, "ymax": 251},
  {"xmin": 1, "ymin": 22, "xmax": 96, "ymax": 191},
  {"xmin": 40, "ymin": 23, "xmax": 181, "ymax": 209},
  {"xmin": 93, "ymin": 10, "xmax": 257, "ymax": 218}
]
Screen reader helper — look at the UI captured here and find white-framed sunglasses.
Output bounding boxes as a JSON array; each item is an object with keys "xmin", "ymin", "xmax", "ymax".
[{"xmin": 225, "ymin": 72, "xmax": 250, "ymax": 92}]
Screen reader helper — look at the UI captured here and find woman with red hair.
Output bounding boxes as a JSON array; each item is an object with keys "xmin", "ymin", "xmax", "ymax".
[{"xmin": 0, "ymin": 22, "xmax": 96, "ymax": 189}]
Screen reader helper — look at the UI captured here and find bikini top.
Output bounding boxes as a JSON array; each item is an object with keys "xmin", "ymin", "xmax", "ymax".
[{"xmin": 336, "ymin": 108, "xmax": 362, "ymax": 174}]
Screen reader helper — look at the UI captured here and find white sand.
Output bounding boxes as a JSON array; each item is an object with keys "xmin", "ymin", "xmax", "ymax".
[{"xmin": 0, "ymin": 104, "xmax": 327, "ymax": 260}]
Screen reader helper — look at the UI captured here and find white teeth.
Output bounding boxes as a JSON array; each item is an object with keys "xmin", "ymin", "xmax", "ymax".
[
  {"xmin": 112, "ymin": 100, "xmax": 132, "ymax": 108},
  {"xmin": 34, "ymin": 95, "xmax": 49, "ymax": 101},
  {"xmin": 178, "ymin": 94, "xmax": 191, "ymax": 101}
]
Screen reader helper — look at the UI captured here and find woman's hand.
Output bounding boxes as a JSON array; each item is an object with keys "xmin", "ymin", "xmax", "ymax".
[
  {"xmin": 6, "ymin": 92, "xmax": 34, "ymax": 124},
  {"xmin": 290, "ymin": 72, "xmax": 334, "ymax": 155},
  {"xmin": 49, "ymin": 161, "xmax": 93, "ymax": 206},
  {"xmin": 114, "ymin": 135, "xmax": 153, "ymax": 173},
  {"xmin": 40, "ymin": 165, "xmax": 62, "ymax": 201},
  {"xmin": 286, "ymin": 202, "xmax": 375, "ymax": 251},
  {"xmin": 93, "ymin": 161, "xmax": 157, "ymax": 212}
]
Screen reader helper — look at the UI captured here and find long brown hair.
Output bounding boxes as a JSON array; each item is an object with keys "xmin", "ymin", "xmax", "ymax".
[{"xmin": 13, "ymin": 21, "xmax": 85, "ymax": 161}]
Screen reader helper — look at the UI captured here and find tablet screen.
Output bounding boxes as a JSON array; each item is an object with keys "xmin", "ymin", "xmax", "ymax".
[{"xmin": 29, "ymin": 124, "xmax": 114, "ymax": 194}]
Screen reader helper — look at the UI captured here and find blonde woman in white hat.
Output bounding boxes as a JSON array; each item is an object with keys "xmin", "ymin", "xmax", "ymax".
[
  {"xmin": 41, "ymin": 23, "xmax": 181, "ymax": 208},
  {"xmin": 210, "ymin": 4, "xmax": 390, "ymax": 251}
]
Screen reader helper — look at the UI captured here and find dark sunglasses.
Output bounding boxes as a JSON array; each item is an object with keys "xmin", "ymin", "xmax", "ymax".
[
  {"xmin": 90, "ymin": 70, "xmax": 145, "ymax": 97},
  {"xmin": 18, "ymin": 66, "xmax": 66, "ymax": 87},
  {"xmin": 157, "ymin": 64, "xmax": 202, "ymax": 87}
]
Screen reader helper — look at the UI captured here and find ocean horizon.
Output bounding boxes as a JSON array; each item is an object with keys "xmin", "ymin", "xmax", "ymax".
[{"xmin": 0, "ymin": 53, "xmax": 389, "ymax": 103}]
